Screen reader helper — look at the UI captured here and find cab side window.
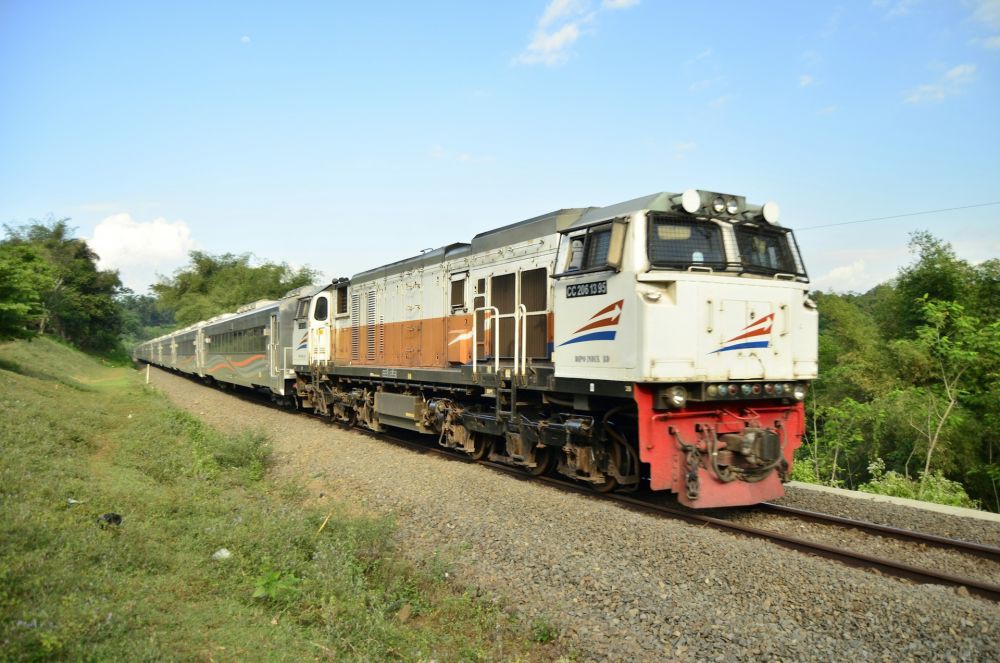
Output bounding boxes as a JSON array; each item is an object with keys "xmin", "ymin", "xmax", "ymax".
[{"xmin": 314, "ymin": 297, "xmax": 329, "ymax": 321}]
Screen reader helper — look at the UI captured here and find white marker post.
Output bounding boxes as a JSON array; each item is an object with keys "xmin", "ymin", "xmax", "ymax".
[{"xmin": 146, "ymin": 364, "xmax": 150, "ymax": 384}]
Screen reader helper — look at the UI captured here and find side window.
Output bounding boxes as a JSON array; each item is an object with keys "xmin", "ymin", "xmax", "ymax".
[
  {"xmin": 336, "ymin": 285, "xmax": 348, "ymax": 315},
  {"xmin": 314, "ymin": 296, "xmax": 329, "ymax": 321},
  {"xmin": 450, "ymin": 276, "xmax": 466, "ymax": 312},
  {"xmin": 296, "ymin": 298, "xmax": 309, "ymax": 318},
  {"xmin": 565, "ymin": 224, "xmax": 614, "ymax": 272},
  {"xmin": 584, "ymin": 228, "xmax": 611, "ymax": 267}
]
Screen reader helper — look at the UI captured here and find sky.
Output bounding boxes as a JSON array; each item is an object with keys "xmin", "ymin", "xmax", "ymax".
[{"xmin": 1, "ymin": 0, "xmax": 998, "ymax": 294}]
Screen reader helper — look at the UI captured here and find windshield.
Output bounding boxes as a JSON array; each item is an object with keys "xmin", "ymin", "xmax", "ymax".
[
  {"xmin": 734, "ymin": 225, "xmax": 799, "ymax": 275},
  {"xmin": 647, "ymin": 217, "xmax": 726, "ymax": 269}
]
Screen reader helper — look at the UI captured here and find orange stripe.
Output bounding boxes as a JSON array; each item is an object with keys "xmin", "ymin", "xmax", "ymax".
[{"xmin": 204, "ymin": 354, "xmax": 266, "ymax": 373}]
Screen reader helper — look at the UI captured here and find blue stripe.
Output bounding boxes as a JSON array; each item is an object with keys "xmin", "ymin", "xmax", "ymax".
[
  {"xmin": 712, "ymin": 340, "xmax": 770, "ymax": 354},
  {"xmin": 559, "ymin": 330, "xmax": 617, "ymax": 346}
]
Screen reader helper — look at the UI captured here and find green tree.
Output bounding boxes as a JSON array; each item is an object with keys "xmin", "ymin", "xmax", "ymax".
[
  {"xmin": 118, "ymin": 291, "xmax": 175, "ymax": 346},
  {"xmin": 891, "ymin": 298, "xmax": 1000, "ymax": 478},
  {"xmin": 153, "ymin": 251, "xmax": 317, "ymax": 326},
  {"xmin": 2, "ymin": 219, "xmax": 124, "ymax": 351},
  {"xmin": 0, "ymin": 243, "xmax": 54, "ymax": 340}
]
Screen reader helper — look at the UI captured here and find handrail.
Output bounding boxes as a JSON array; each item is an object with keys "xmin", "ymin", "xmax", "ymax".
[
  {"xmin": 472, "ymin": 305, "xmax": 500, "ymax": 375},
  {"xmin": 516, "ymin": 304, "xmax": 528, "ymax": 377}
]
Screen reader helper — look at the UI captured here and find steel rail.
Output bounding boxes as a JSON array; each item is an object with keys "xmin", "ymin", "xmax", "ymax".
[
  {"xmin": 757, "ymin": 502, "xmax": 1000, "ymax": 561},
  {"xmin": 476, "ymin": 462, "xmax": 1000, "ymax": 603}
]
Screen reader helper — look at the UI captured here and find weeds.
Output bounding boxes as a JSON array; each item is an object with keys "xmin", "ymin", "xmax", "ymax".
[{"xmin": 0, "ymin": 338, "xmax": 547, "ymax": 661}]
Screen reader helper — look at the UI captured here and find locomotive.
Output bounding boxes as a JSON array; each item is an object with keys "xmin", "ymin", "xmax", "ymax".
[{"xmin": 135, "ymin": 188, "xmax": 818, "ymax": 508}]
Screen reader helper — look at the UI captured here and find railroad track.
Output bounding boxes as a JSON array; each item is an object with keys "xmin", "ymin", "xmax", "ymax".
[
  {"xmin": 347, "ymin": 421, "xmax": 1000, "ymax": 603},
  {"xmin": 159, "ymin": 369, "xmax": 1000, "ymax": 603}
]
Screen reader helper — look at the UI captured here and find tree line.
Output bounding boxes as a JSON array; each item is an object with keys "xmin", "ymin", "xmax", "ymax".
[
  {"xmin": 800, "ymin": 233, "xmax": 999, "ymax": 510},
  {"xmin": 1, "ymin": 219, "xmax": 997, "ymax": 509},
  {"xmin": 0, "ymin": 218, "xmax": 315, "ymax": 356}
]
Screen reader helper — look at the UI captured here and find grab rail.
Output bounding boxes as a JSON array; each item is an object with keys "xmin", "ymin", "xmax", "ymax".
[{"xmin": 472, "ymin": 305, "xmax": 500, "ymax": 375}]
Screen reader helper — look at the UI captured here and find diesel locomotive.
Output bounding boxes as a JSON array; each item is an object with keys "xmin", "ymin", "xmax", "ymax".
[{"xmin": 135, "ymin": 188, "xmax": 818, "ymax": 508}]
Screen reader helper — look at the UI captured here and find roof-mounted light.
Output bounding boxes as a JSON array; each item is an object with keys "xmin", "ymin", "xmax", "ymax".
[
  {"xmin": 726, "ymin": 197, "xmax": 739, "ymax": 215},
  {"xmin": 712, "ymin": 196, "xmax": 726, "ymax": 213},
  {"xmin": 672, "ymin": 189, "xmax": 702, "ymax": 214},
  {"xmin": 762, "ymin": 201, "xmax": 781, "ymax": 224}
]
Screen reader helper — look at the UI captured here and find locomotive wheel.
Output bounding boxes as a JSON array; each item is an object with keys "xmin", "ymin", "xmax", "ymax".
[
  {"xmin": 527, "ymin": 447, "xmax": 554, "ymax": 477},
  {"xmin": 593, "ymin": 476, "xmax": 619, "ymax": 493},
  {"xmin": 469, "ymin": 432, "xmax": 490, "ymax": 461}
]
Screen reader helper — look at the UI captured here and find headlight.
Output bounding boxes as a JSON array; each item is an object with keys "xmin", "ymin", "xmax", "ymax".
[
  {"xmin": 741, "ymin": 384, "xmax": 752, "ymax": 396},
  {"xmin": 681, "ymin": 189, "xmax": 701, "ymax": 214},
  {"xmin": 712, "ymin": 196, "xmax": 725, "ymax": 213},
  {"xmin": 762, "ymin": 201, "xmax": 781, "ymax": 224},
  {"xmin": 793, "ymin": 384, "xmax": 807, "ymax": 401},
  {"xmin": 706, "ymin": 384, "xmax": 718, "ymax": 397},
  {"xmin": 726, "ymin": 197, "xmax": 739, "ymax": 215},
  {"xmin": 666, "ymin": 386, "xmax": 687, "ymax": 409}
]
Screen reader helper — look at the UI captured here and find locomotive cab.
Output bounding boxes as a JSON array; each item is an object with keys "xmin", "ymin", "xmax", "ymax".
[{"xmin": 553, "ymin": 190, "xmax": 818, "ymax": 507}]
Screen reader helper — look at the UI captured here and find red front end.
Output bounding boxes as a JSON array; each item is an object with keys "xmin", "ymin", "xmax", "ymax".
[{"xmin": 634, "ymin": 384, "xmax": 804, "ymax": 508}]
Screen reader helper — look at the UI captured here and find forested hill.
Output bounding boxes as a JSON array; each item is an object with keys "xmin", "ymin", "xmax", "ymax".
[
  {"xmin": 798, "ymin": 233, "xmax": 999, "ymax": 511},
  {"xmin": 0, "ymin": 219, "xmax": 316, "ymax": 355},
  {"xmin": 1, "ymin": 221, "xmax": 997, "ymax": 509}
]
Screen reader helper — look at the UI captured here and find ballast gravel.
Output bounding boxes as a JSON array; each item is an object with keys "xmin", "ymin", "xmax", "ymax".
[{"xmin": 148, "ymin": 368, "xmax": 999, "ymax": 662}]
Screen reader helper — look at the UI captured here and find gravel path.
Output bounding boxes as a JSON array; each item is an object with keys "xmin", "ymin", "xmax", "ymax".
[
  {"xmin": 148, "ymin": 367, "xmax": 1000, "ymax": 662},
  {"xmin": 773, "ymin": 486, "xmax": 1000, "ymax": 547}
]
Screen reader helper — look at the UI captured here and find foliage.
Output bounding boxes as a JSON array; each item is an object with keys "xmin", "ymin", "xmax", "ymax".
[
  {"xmin": 152, "ymin": 251, "xmax": 317, "ymax": 326},
  {"xmin": 798, "ymin": 231, "xmax": 1000, "ymax": 511},
  {"xmin": 859, "ymin": 459, "xmax": 978, "ymax": 509},
  {"xmin": 118, "ymin": 291, "xmax": 175, "ymax": 347},
  {"xmin": 252, "ymin": 568, "xmax": 302, "ymax": 603},
  {"xmin": 530, "ymin": 617, "xmax": 558, "ymax": 644},
  {"xmin": 0, "ymin": 337, "xmax": 546, "ymax": 661},
  {"xmin": 2, "ymin": 218, "xmax": 124, "ymax": 352},
  {"xmin": 0, "ymin": 242, "xmax": 53, "ymax": 340}
]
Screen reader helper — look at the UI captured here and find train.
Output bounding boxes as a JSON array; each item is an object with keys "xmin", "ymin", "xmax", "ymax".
[{"xmin": 134, "ymin": 188, "xmax": 818, "ymax": 508}]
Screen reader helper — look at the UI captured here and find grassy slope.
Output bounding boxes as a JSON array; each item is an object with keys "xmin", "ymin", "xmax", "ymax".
[{"xmin": 0, "ymin": 338, "xmax": 551, "ymax": 661}]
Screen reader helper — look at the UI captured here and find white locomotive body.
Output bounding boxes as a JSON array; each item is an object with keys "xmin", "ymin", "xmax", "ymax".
[{"xmin": 136, "ymin": 189, "xmax": 817, "ymax": 507}]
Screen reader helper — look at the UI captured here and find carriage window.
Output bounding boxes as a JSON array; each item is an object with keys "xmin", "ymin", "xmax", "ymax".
[
  {"xmin": 296, "ymin": 298, "xmax": 310, "ymax": 318},
  {"xmin": 648, "ymin": 217, "xmax": 726, "ymax": 270}
]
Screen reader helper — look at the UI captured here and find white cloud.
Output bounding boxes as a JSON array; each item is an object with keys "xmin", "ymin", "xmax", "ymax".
[
  {"xmin": 515, "ymin": 0, "xmax": 638, "ymax": 66},
  {"xmin": 240, "ymin": 35, "xmax": 251, "ymax": 44},
  {"xmin": 873, "ymin": 0, "xmax": 920, "ymax": 18},
  {"xmin": 817, "ymin": 105, "xmax": 838, "ymax": 115},
  {"xmin": 516, "ymin": 22, "xmax": 584, "ymax": 66},
  {"xmin": 87, "ymin": 214, "xmax": 197, "ymax": 292},
  {"xmin": 904, "ymin": 63, "xmax": 977, "ymax": 103},
  {"xmin": 709, "ymin": 94, "xmax": 731, "ymax": 108},
  {"xmin": 812, "ymin": 259, "xmax": 869, "ymax": 291},
  {"xmin": 971, "ymin": 0, "xmax": 1000, "ymax": 28},
  {"xmin": 799, "ymin": 74, "xmax": 814, "ymax": 87},
  {"xmin": 538, "ymin": 0, "xmax": 584, "ymax": 27},
  {"xmin": 980, "ymin": 35, "xmax": 1000, "ymax": 48}
]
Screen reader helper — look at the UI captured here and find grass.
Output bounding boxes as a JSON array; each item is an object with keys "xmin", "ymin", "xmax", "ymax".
[{"xmin": 0, "ymin": 337, "xmax": 555, "ymax": 661}]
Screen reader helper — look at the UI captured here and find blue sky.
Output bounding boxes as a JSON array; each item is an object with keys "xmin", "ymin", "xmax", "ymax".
[{"xmin": 1, "ymin": 1, "xmax": 998, "ymax": 293}]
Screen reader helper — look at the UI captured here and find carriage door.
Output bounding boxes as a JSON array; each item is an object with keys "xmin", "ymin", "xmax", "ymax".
[
  {"xmin": 309, "ymin": 291, "xmax": 332, "ymax": 364},
  {"xmin": 267, "ymin": 314, "xmax": 280, "ymax": 377},
  {"xmin": 292, "ymin": 297, "xmax": 311, "ymax": 366}
]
